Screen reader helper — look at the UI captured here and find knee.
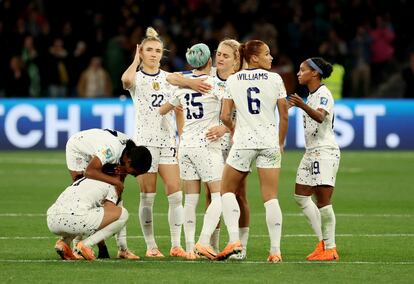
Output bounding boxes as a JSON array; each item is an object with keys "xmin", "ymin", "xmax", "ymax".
[
  {"xmin": 316, "ymin": 201, "xmax": 330, "ymax": 209},
  {"xmin": 294, "ymin": 194, "xmax": 311, "ymax": 209}
]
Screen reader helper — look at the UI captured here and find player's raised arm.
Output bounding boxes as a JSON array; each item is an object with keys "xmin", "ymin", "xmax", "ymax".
[{"xmin": 121, "ymin": 44, "xmax": 140, "ymax": 90}]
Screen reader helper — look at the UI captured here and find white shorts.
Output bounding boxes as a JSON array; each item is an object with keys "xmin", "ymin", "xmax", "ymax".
[
  {"xmin": 46, "ymin": 208, "xmax": 104, "ymax": 238},
  {"xmin": 178, "ymin": 147, "xmax": 224, "ymax": 182},
  {"xmin": 65, "ymin": 138, "xmax": 90, "ymax": 172},
  {"xmin": 147, "ymin": 146, "xmax": 178, "ymax": 173},
  {"xmin": 226, "ymin": 148, "xmax": 282, "ymax": 172},
  {"xmin": 296, "ymin": 148, "xmax": 340, "ymax": 187}
]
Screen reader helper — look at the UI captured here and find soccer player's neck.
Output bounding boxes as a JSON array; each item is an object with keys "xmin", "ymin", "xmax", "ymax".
[
  {"xmin": 307, "ymin": 80, "xmax": 322, "ymax": 93},
  {"xmin": 142, "ymin": 65, "xmax": 160, "ymax": 75}
]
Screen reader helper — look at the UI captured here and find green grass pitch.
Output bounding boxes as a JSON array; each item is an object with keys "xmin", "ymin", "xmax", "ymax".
[{"xmin": 0, "ymin": 150, "xmax": 413, "ymax": 283}]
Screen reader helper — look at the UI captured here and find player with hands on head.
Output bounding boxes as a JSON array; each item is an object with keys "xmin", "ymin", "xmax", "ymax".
[
  {"xmin": 121, "ymin": 27, "xmax": 186, "ymax": 258},
  {"xmin": 49, "ymin": 147, "xmax": 151, "ymax": 261},
  {"xmin": 65, "ymin": 128, "xmax": 151, "ymax": 259}
]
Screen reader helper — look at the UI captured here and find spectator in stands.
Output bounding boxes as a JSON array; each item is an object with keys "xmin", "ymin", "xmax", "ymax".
[
  {"xmin": 21, "ymin": 35, "xmax": 41, "ymax": 97},
  {"xmin": 77, "ymin": 56, "xmax": 112, "ymax": 98},
  {"xmin": 349, "ymin": 24, "xmax": 372, "ymax": 98},
  {"xmin": 4, "ymin": 56, "xmax": 30, "ymax": 97},
  {"xmin": 370, "ymin": 15, "xmax": 395, "ymax": 87},
  {"xmin": 46, "ymin": 38, "xmax": 69, "ymax": 97}
]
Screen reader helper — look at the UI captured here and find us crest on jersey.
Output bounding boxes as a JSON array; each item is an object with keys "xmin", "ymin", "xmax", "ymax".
[{"xmin": 153, "ymin": 82, "xmax": 160, "ymax": 91}]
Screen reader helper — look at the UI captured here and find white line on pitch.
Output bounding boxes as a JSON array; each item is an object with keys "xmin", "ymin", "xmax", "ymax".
[
  {"xmin": 0, "ymin": 259, "xmax": 413, "ymax": 265},
  {"xmin": 1, "ymin": 233, "xmax": 414, "ymax": 240}
]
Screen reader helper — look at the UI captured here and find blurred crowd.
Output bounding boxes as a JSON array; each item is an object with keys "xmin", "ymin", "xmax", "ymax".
[{"xmin": 0, "ymin": 0, "xmax": 413, "ymax": 98}]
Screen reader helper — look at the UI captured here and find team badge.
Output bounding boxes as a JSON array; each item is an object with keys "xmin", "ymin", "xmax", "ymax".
[
  {"xmin": 153, "ymin": 81, "xmax": 160, "ymax": 91},
  {"xmin": 320, "ymin": 97, "xmax": 328, "ymax": 106}
]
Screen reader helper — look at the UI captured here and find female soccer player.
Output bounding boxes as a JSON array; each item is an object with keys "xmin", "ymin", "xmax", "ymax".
[
  {"xmin": 47, "ymin": 176, "xmax": 130, "ymax": 261},
  {"xmin": 217, "ymin": 40, "xmax": 288, "ymax": 263},
  {"xmin": 207, "ymin": 39, "xmax": 250, "ymax": 260},
  {"xmin": 160, "ymin": 43, "xmax": 223, "ymax": 260},
  {"xmin": 166, "ymin": 39, "xmax": 250, "ymax": 259},
  {"xmin": 288, "ymin": 57, "xmax": 340, "ymax": 261},
  {"xmin": 121, "ymin": 27, "xmax": 185, "ymax": 258},
  {"xmin": 65, "ymin": 128, "xmax": 152, "ymax": 259}
]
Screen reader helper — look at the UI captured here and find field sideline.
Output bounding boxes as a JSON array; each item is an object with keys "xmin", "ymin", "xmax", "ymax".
[{"xmin": 0, "ymin": 150, "xmax": 413, "ymax": 283}]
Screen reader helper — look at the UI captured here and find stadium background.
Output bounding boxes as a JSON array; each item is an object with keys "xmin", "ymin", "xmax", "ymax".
[{"xmin": 0, "ymin": 1, "xmax": 413, "ymax": 283}]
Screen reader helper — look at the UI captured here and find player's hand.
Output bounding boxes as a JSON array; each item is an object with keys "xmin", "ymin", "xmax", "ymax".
[
  {"xmin": 288, "ymin": 94, "xmax": 306, "ymax": 109},
  {"xmin": 190, "ymin": 77, "xmax": 212, "ymax": 94},
  {"xmin": 134, "ymin": 44, "xmax": 141, "ymax": 64},
  {"xmin": 175, "ymin": 104, "xmax": 184, "ymax": 112},
  {"xmin": 206, "ymin": 125, "xmax": 227, "ymax": 141}
]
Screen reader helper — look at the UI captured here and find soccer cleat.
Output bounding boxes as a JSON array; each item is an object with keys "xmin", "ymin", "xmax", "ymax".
[
  {"xmin": 118, "ymin": 249, "xmax": 140, "ymax": 260},
  {"xmin": 306, "ymin": 240, "xmax": 325, "ymax": 260},
  {"xmin": 309, "ymin": 247, "xmax": 339, "ymax": 261},
  {"xmin": 54, "ymin": 239, "xmax": 78, "ymax": 260},
  {"xmin": 169, "ymin": 246, "xmax": 187, "ymax": 258},
  {"xmin": 215, "ymin": 240, "xmax": 242, "ymax": 261},
  {"xmin": 145, "ymin": 248, "xmax": 165, "ymax": 258},
  {"xmin": 194, "ymin": 243, "xmax": 217, "ymax": 260},
  {"xmin": 185, "ymin": 251, "xmax": 200, "ymax": 260},
  {"xmin": 75, "ymin": 241, "xmax": 96, "ymax": 260},
  {"xmin": 267, "ymin": 254, "xmax": 282, "ymax": 263},
  {"xmin": 228, "ymin": 249, "xmax": 247, "ymax": 260},
  {"xmin": 72, "ymin": 250, "xmax": 84, "ymax": 260}
]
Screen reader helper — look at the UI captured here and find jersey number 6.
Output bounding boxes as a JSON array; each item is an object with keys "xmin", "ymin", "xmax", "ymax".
[{"xmin": 247, "ymin": 87, "xmax": 261, "ymax": 114}]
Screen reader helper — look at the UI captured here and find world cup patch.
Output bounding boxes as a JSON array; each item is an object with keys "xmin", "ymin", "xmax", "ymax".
[
  {"xmin": 320, "ymin": 97, "xmax": 328, "ymax": 106},
  {"xmin": 102, "ymin": 148, "xmax": 113, "ymax": 159}
]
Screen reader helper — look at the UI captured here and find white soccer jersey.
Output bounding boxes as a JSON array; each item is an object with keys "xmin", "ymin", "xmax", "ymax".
[
  {"xmin": 169, "ymin": 75, "xmax": 222, "ymax": 148},
  {"xmin": 127, "ymin": 70, "xmax": 178, "ymax": 147},
  {"xmin": 303, "ymin": 85, "xmax": 339, "ymax": 150},
  {"xmin": 67, "ymin": 128, "xmax": 129, "ymax": 166},
  {"xmin": 47, "ymin": 178, "xmax": 118, "ymax": 215},
  {"xmin": 225, "ymin": 68, "xmax": 287, "ymax": 149}
]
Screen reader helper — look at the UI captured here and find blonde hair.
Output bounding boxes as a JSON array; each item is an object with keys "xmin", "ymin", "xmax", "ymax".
[
  {"xmin": 140, "ymin": 27, "xmax": 163, "ymax": 48},
  {"xmin": 218, "ymin": 39, "xmax": 242, "ymax": 72}
]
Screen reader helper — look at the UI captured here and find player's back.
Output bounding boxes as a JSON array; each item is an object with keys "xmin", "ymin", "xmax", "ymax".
[
  {"xmin": 47, "ymin": 178, "xmax": 118, "ymax": 215},
  {"xmin": 226, "ymin": 68, "xmax": 287, "ymax": 149},
  {"xmin": 69, "ymin": 128, "xmax": 128, "ymax": 159}
]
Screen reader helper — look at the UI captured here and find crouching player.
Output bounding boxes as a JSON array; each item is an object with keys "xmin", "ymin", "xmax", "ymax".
[{"xmin": 47, "ymin": 150, "xmax": 152, "ymax": 260}]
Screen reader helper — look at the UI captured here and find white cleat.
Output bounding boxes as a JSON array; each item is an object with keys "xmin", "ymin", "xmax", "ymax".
[{"xmin": 228, "ymin": 249, "xmax": 247, "ymax": 260}]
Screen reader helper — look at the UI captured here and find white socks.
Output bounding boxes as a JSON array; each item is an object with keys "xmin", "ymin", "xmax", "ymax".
[
  {"xmin": 294, "ymin": 194, "xmax": 323, "ymax": 241},
  {"xmin": 210, "ymin": 228, "xmax": 220, "ymax": 252},
  {"xmin": 198, "ymin": 192, "xmax": 222, "ymax": 245},
  {"xmin": 222, "ymin": 192, "xmax": 240, "ymax": 243},
  {"xmin": 167, "ymin": 191, "xmax": 184, "ymax": 248},
  {"xmin": 264, "ymin": 199, "xmax": 282, "ymax": 255},
  {"xmin": 184, "ymin": 193, "xmax": 199, "ymax": 252},
  {"xmin": 139, "ymin": 192, "xmax": 157, "ymax": 249},
  {"xmin": 239, "ymin": 227, "xmax": 249, "ymax": 251},
  {"xmin": 83, "ymin": 207, "xmax": 129, "ymax": 247},
  {"xmin": 319, "ymin": 205, "xmax": 336, "ymax": 249}
]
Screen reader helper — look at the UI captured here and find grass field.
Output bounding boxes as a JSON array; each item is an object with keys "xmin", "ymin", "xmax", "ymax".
[{"xmin": 0, "ymin": 150, "xmax": 413, "ymax": 283}]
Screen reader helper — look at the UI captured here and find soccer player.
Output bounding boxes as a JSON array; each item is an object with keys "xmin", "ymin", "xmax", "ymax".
[
  {"xmin": 166, "ymin": 39, "xmax": 250, "ymax": 259},
  {"xmin": 121, "ymin": 27, "xmax": 186, "ymax": 258},
  {"xmin": 288, "ymin": 57, "xmax": 340, "ymax": 261},
  {"xmin": 217, "ymin": 40, "xmax": 288, "ymax": 263},
  {"xmin": 207, "ymin": 39, "xmax": 249, "ymax": 260},
  {"xmin": 159, "ymin": 43, "xmax": 223, "ymax": 260},
  {"xmin": 47, "ymin": 171, "xmax": 147, "ymax": 260},
  {"xmin": 65, "ymin": 128, "xmax": 150, "ymax": 259}
]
